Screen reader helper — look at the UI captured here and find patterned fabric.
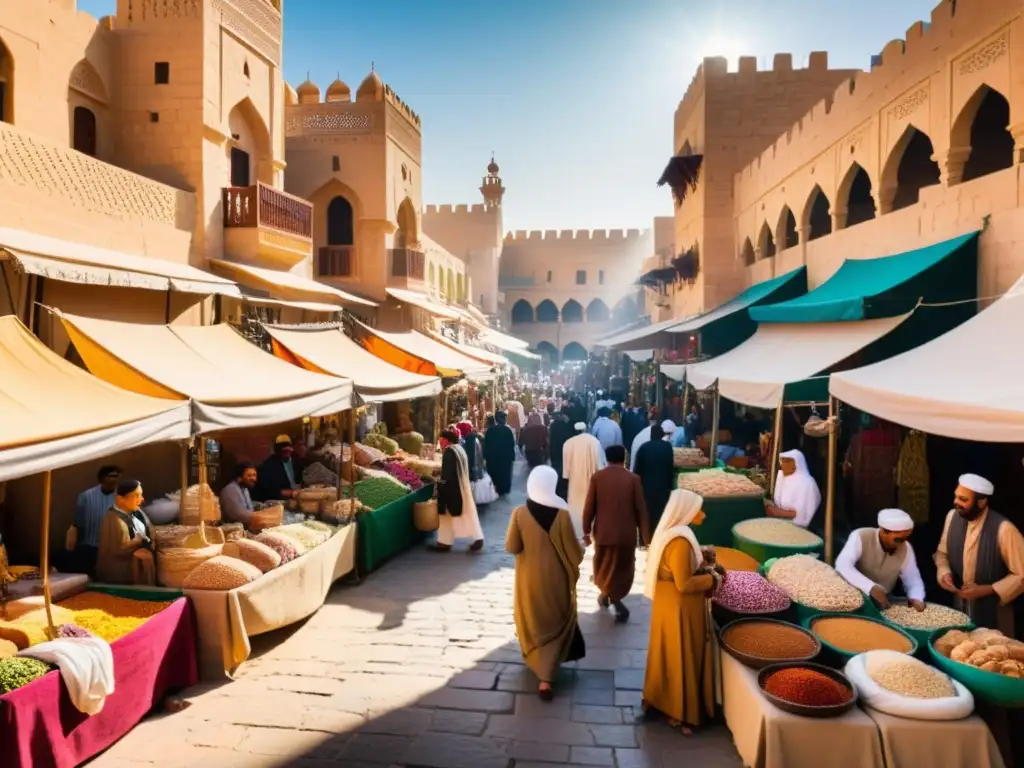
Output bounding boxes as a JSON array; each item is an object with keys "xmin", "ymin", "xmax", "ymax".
[{"xmin": 896, "ymin": 432, "xmax": 929, "ymax": 525}]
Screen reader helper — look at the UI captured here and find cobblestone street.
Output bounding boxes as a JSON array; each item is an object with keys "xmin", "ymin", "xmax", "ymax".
[{"xmin": 92, "ymin": 461, "xmax": 743, "ymax": 768}]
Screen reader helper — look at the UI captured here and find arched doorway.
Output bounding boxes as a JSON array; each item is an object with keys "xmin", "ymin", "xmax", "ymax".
[
  {"xmin": 0, "ymin": 37, "xmax": 13, "ymax": 123},
  {"xmin": 227, "ymin": 98, "xmax": 271, "ymax": 187},
  {"xmin": 839, "ymin": 164, "xmax": 875, "ymax": 228},
  {"xmin": 740, "ymin": 237, "xmax": 755, "ymax": 265},
  {"xmin": 758, "ymin": 222, "xmax": 775, "ymax": 260},
  {"xmin": 535, "ymin": 341, "xmax": 558, "ymax": 368},
  {"xmin": 956, "ymin": 87, "xmax": 1014, "ymax": 183},
  {"xmin": 805, "ymin": 186, "xmax": 832, "ymax": 241},
  {"xmin": 586, "ymin": 299, "xmax": 610, "ymax": 322},
  {"xmin": 536, "ymin": 300, "xmax": 559, "ymax": 323},
  {"xmin": 883, "ymin": 126, "xmax": 941, "ymax": 211},
  {"xmin": 72, "ymin": 106, "xmax": 97, "ymax": 157},
  {"xmin": 395, "ymin": 198, "xmax": 419, "ymax": 248},
  {"xmin": 562, "ymin": 299, "xmax": 583, "ymax": 323},
  {"xmin": 511, "ymin": 299, "xmax": 534, "ymax": 324},
  {"xmin": 562, "ymin": 342, "xmax": 588, "ymax": 362},
  {"xmin": 327, "ymin": 196, "xmax": 354, "ymax": 246},
  {"xmin": 777, "ymin": 207, "xmax": 798, "ymax": 250},
  {"xmin": 612, "ymin": 296, "xmax": 638, "ymax": 324}
]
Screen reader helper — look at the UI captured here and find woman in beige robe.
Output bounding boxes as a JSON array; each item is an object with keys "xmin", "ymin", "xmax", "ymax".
[
  {"xmin": 96, "ymin": 479, "xmax": 155, "ymax": 585},
  {"xmin": 506, "ymin": 465, "xmax": 585, "ymax": 700}
]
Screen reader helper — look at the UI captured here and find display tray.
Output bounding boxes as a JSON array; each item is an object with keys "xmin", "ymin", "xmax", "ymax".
[
  {"xmin": 928, "ymin": 629, "xmax": 1024, "ymax": 708},
  {"xmin": 805, "ymin": 613, "xmax": 918, "ymax": 666},
  {"xmin": 719, "ymin": 617, "xmax": 821, "ymax": 670},
  {"xmin": 758, "ymin": 662, "xmax": 859, "ymax": 718},
  {"xmin": 356, "ymin": 483, "xmax": 435, "ymax": 574}
]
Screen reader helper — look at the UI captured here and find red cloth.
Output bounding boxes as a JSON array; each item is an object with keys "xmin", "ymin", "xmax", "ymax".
[{"xmin": 0, "ymin": 597, "xmax": 198, "ymax": 768}]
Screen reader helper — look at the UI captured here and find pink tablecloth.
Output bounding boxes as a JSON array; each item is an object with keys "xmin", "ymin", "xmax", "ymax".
[{"xmin": 0, "ymin": 597, "xmax": 198, "ymax": 768}]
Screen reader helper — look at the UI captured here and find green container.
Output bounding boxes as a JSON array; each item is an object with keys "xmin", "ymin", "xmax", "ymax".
[
  {"xmin": 878, "ymin": 602, "xmax": 973, "ymax": 651},
  {"xmin": 356, "ymin": 484, "xmax": 434, "ymax": 574},
  {"xmin": 789, "ymin": 598, "xmax": 875, "ymax": 626},
  {"xmin": 804, "ymin": 612, "xmax": 918, "ymax": 666},
  {"xmin": 927, "ymin": 629, "xmax": 1024, "ymax": 708},
  {"xmin": 732, "ymin": 522, "xmax": 824, "ymax": 564},
  {"xmin": 86, "ymin": 584, "xmax": 185, "ymax": 602}
]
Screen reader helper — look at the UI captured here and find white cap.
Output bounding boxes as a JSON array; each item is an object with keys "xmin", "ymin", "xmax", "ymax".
[
  {"xmin": 574, "ymin": 422, "xmax": 587, "ymax": 432},
  {"xmin": 878, "ymin": 509, "xmax": 914, "ymax": 532},
  {"xmin": 959, "ymin": 473, "xmax": 994, "ymax": 496},
  {"xmin": 661, "ymin": 419, "xmax": 677, "ymax": 434}
]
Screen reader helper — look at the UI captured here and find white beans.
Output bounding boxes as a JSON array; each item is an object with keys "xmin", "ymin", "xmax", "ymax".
[
  {"xmin": 882, "ymin": 603, "xmax": 970, "ymax": 630},
  {"xmin": 865, "ymin": 654, "xmax": 956, "ymax": 699},
  {"xmin": 768, "ymin": 555, "xmax": 864, "ymax": 611},
  {"xmin": 734, "ymin": 518, "xmax": 822, "ymax": 547}
]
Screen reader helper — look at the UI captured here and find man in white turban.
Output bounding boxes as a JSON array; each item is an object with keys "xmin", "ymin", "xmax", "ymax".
[
  {"xmin": 935, "ymin": 474, "xmax": 1024, "ymax": 637},
  {"xmin": 629, "ymin": 420, "xmax": 676, "ymax": 472},
  {"xmin": 835, "ymin": 508, "xmax": 925, "ymax": 610},
  {"xmin": 765, "ymin": 449, "xmax": 820, "ymax": 529}
]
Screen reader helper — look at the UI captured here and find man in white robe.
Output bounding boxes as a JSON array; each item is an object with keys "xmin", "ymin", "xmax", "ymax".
[
  {"xmin": 765, "ymin": 449, "xmax": 821, "ymax": 528},
  {"xmin": 835, "ymin": 508, "xmax": 925, "ymax": 610},
  {"xmin": 563, "ymin": 422, "xmax": 606, "ymax": 537},
  {"xmin": 629, "ymin": 420, "xmax": 676, "ymax": 472}
]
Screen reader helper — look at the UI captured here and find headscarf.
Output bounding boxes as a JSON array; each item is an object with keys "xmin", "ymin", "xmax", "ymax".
[
  {"xmin": 773, "ymin": 449, "xmax": 821, "ymax": 528},
  {"xmin": 525, "ymin": 465, "xmax": 569, "ymax": 532},
  {"xmin": 456, "ymin": 421, "xmax": 473, "ymax": 438},
  {"xmin": 644, "ymin": 489, "xmax": 704, "ymax": 599}
]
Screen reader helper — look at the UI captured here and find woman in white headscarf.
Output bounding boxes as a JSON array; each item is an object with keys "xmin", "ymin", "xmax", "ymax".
[
  {"xmin": 642, "ymin": 489, "xmax": 716, "ymax": 734},
  {"xmin": 766, "ymin": 449, "xmax": 821, "ymax": 529}
]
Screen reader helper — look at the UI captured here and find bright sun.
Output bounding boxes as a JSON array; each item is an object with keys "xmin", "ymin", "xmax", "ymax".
[{"xmin": 698, "ymin": 35, "xmax": 749, "ymax": 65}]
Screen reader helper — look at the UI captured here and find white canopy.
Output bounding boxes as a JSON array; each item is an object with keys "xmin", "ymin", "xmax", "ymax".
[
  {"xmin": 830, "ymin": 283, "xmax": 1024, "ymax": 442},
  {"xmin": 600, "ymin": 317, "xmax": 683, "ymax": 351},
  {"xmin": 264, "ymin": 324, "xmax": 442, "ymax": 403},
  {"xmin": 209, "ymin": 259, "xmax": 375, "ymax": 307},
  {"xmin": 662, "ymin": 315, "xmax": 908, "ymax": 408},
  {"xmin": 357, "ymin": 321, "xmax": 494, "ymax": 377},
  {"xmin": 0, "ymin": 316, "xmax": 191, "ymax": 482},
  {"xmin": 58, "ymin": 312, "xmax": 353, "ymax": 433},
  {"xmin": 386, "ymin": 287, "xmax": 463, "ymax": 320}
]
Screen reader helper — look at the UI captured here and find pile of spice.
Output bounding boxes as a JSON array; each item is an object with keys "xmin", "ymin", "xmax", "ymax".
[
  {"xmin": 722, "ymin": 621, "xmax": 817, "ymax": 661},
  {"xmin": 762, "ymin": 667, "xmax": 852, "ymax": 707},
  {"xmin": 767, "ymin": 555, "xmax": 864, "ymax": 612},
  {"xmin": 811, "ymin": 616, "xmax": 913, "ymax": 654},
  {"xmin": 56, "ymin": 593, "xmax": 174, "ymax": 643},
  {"xmin": 714, "ymin": 571, "xmax": 791, "ymax": 614},
  {"xmin": 864, "ymin": 653, "xmax": 956, "ymax": 699},
  {"xmin": 734, "ymin": 518, "xmax": 822, "ymax": 547},
  {"xmin": 882, "ymin": 602, "xmax": 970, "ymax": 631},
  {"xmin": 713, "ymin": 547, "xmax": 761, "ymax": 572}
]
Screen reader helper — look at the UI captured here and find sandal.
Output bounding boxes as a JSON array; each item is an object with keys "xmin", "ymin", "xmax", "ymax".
[{"xmin": 538, "ymin": 682, "xmax": 554, "ymax": 702}]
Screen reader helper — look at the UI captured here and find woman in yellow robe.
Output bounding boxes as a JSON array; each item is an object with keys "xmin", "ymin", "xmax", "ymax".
[
  {"xmin": 642, "ymin": 489, "xmax": 715, "ymax": 733},
  {"xmin": 506, "ymin": 465, "xmax": 585, "ymax": 700}
]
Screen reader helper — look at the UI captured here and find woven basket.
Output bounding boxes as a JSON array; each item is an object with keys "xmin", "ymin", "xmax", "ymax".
[
  {"xmin": 220, "ymin": 523, "xmax": 245, "ymax": 542},
  {"xmin": 156, "ymin": 544, "xmax": 223, "ymax": 588},
  {"xmin": 179, "ymin": 484, "xmax": 221, "ymax": 526},
  {"xmin": 413, "ymin": 499, "xmax": 439, "ymax": 532},
  {"xmin": 298, "ymin": 499, "xmax": 322, "ymax": 515},
  {"xmin": 251, "ymin": 504, "xmax": 284, "ymax": 532}
]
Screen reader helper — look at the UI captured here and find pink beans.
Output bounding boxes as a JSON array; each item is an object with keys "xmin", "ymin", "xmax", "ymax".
[{"xmin": 714, "ymin": 570, "xmax": 791, "ymax": 613}]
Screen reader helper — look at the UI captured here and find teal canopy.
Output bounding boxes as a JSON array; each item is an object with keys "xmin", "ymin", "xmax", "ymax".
[{"xmin": 749, "ymin": 232, "xmax": 979, "ymax": 323}]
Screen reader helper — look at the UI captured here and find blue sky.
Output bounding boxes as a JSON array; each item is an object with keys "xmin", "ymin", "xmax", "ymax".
[{"xmin": 80, "ymin": 0, "xmax": 938, "ymax": 232}]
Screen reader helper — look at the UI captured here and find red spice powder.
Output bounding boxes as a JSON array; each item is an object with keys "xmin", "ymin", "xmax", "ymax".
[{"xmin": 764, "ymin": 667, "xmax": 852, "ymax": 707}]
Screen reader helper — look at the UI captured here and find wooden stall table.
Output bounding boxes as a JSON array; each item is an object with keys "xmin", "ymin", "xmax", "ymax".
[
  {"xmin": 863, "ymin": 707, "xmax": 1004, "ymax": 768},
  {"xmin": 356, "ymin": 484, "xmax": 435, "ymax": 574},
  {"xmin": 186, "ymin": 524, "xmax": 356, "ymax": 680},
  {"xmin": 721, "ymin": 651, "xmax": 884, "ymax": 768}
]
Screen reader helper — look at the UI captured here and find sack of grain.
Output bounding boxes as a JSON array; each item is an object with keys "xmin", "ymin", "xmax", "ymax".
[
  {"xmin": 250, "ymin": 503, "xmax": 283, "ymax": 532},
  {"xmin": 255, "ymin": 531, "xmax": 305, "ymax": 564},
  {"xmin": 844, "ymin": 650, "xmax": 974, "ymax": 720},
  {"xmin": 234, "ymin": 538, "xmax": 282, "ymax": 573},
  {"xmin": 153, "ymin": 525, "xmax": 200, "ymax": 551},
  {"xmin": 179, "ymin": 484, "xmax": 221, "ymax": 525},
  {"xmin": 322, "ymin": 497, "xmax": 362, "ymax": 523},
  {"xmin": 156, "ymin": 544, "xmax": 223, "ymax": 588},
  {"xmin": 219, "ymin": 523, "xmax": 245, "ymax": 542},
  {"xmin": 182, "ymin": 555, "xmax": 263, "ymax": 591}
]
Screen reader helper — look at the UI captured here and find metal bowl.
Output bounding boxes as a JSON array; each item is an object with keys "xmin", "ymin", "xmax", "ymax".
[
  {"xmin": 719, "ymin": 617, "xmax": 821, "ymax": 670},
  {"xmin": 758, "ymin": 662, "xmax": 858, "ymax": 718}
]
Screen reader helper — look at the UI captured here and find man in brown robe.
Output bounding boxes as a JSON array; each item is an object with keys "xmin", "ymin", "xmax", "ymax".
[{"xmin": 582, "ymin": 444, "xmax": 651, "ymax": 623}]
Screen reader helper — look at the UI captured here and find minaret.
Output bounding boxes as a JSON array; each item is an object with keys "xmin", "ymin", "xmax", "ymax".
[{"xmin": 480, "ymin": 155, "xmax": 505, "ymax": 210}]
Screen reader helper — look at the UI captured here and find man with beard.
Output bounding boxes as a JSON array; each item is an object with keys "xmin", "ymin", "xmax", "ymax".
[{"xmin": 934, "ymin": 474, "xmax": 1024, "ymax": 638}]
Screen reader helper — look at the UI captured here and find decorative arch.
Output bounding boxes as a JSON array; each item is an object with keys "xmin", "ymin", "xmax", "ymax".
[
  {"xmin": 0, "ymin": 35, "xmax": 14, "ymax": 123},
  {"xmin": 586, "ymin": 298, "xmax": 610, "ymax": 322},
  {"xmin": 757, "ymin": 222, "xmax": 775, "ymax": 260},
  {"xmin": 612, "ymin": 296, "xmax": 639, "ymax": 324},
  {"xmin": 836, "ymin": 163, "xmax": 875, "ymax": 228},
  {"xmin": 881, "ymin": 125, "xmax": 941, "ymax": 212},
  {"xmin": 562, "ymin": 299, "xmax": 583, "ymax": 323},
  {"xmin": 535, "ymin": 341, "xmax": 559, "ymax": 367},
  {"xmin": 326, "ymin": 195, "xmax": 354, "ymax": 246},
  {"xmin": 428, "ymin": 263, "xmax": 436, "ymax": 288},
  {"xmin": 72, "ymin": 106, "xmax": 97, "ymax": 157},
  {"xmin": 952, "ymin": 85, "xmax": 1014, "ymax": 183},
  {"xmin": 536, "ymin": 299, "xmax": 559, "ymax": 323},
  {"xmin": 562, "ymin": 342, "xmax": 588, "ymax": 362},
  {"xmin": 68, "ymin": 59, "xmax": 108, "ymax": 105},
  {"xmin": 395, "ymin": 197, "xmax": 419, "ymax": 248},
  {"xmin": 679, "ymin": 139, "xmax": 693, "ymax": 156},
  {"xmin": 803, "ymin": 185, "xmax": 832, "ymax": 241},
  {"xmin": 511, "ymin": 299, "xmax": 534, "ymax": 324},
  {"xmin": 227, "ymin": 97, "xmax": 272, "ymax": 186},
  {"xmin": 446, "ymin": 268, "xmax": 455, "ymax": 299},
  {"xmin": 776, "ymin": 206, "xmax": 798, "ymax": 250},
  {"xmin": 739, "ymin": 237, "xmax": 755, "ymax": 266},
  {"xmin": 457, "ymin": 273, "xmax": 465, "ymax": 301}
]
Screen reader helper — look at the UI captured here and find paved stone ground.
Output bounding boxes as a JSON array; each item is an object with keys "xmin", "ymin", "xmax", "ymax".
[{"xmin": 91, "ymin": 460, "xmax": 744, "ymax": 768}]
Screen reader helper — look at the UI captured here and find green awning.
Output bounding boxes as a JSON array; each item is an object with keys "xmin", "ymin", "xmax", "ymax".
[{"xmin": 749, "ymin": 232, "xmax": 979, "ymax": 323}]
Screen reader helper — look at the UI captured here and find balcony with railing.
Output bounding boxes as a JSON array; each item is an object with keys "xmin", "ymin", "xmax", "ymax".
[
  {"xmin": 388, "ymin": 248, "xmax": 425, "ymax": 284},
  {"xmin": 222, "ymin": 182, "xmax": 314, "ymax": 269},
  {"xmin": 318, "ymin": 245, "xmax": 355, "ymax": 278}
]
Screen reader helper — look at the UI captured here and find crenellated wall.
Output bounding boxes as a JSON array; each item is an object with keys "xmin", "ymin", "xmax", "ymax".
[
  {"xmin": 503, "ymin": 228, "xmax": 645, "ymax": 242},
  {"xmin": 422, "ymin": 200, "xmax": 501, "ymax": 313}
]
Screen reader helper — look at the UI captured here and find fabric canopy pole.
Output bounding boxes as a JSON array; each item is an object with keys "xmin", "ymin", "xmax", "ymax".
[
  {"xmin": 825, "ymin": 396, "xmax": 838, "ymax": 564},
  {"xmin": 769, "ymin": 403, "xmax": 783, "ymax": 496},
  {"xmin": 709, "ymin": 386, "xmax": 720, "ymax": 463},
  {"xmin": 40, "ymin": 470, "xmax": 55, "ymax": 637}
]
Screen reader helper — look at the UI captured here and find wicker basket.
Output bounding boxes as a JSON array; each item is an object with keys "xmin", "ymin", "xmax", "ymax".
[
  {"xmin": 322, "ymin": 498, "xmax": 362, "ymax": 523},
  {"xmin": 251, "ymin": 503, "xmax": 284, "ymax": 532},
  {"xmin": 219, "ymin": 523, "xmax": 245, "ymax": 542},
  {"xmin": 413, "ymin": 499, "xmax": 439, "ymax": 532},
  {"xmin": 179, "ymin": 484, "xmax": 221, "ymax": 525},
  {"xmin": 156, "ymin": 544, "xmax": 223, "ymax": 588},
  {"xmin": 298, "ymin": 499, "xmax": 322, "ymax": 515}
]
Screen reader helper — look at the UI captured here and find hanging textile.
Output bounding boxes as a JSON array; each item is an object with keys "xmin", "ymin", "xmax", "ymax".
[{"xmin": 896, "ymin": 431, "xmax": 930, "ymax": 525}]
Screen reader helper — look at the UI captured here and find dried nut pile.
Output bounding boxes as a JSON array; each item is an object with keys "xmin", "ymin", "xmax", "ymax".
[
  {"xmin": 673, "ymin": 448, "xmax": 709, "ymax": 468},
  {"xmin": 678, "ymin": 469, "xmax": 764, "ymax": 498},
  {"xmin": 936, "ymin": 627, "xmax": 1024, "ymax": 677},
  {"xmin": 734, "ymin": 518, "xmax": 823, "ymax": 547},
  {"xmin": 767, "ymin": 555, "xmax": 864, "ymax": 612},
  {"xmin": 865, "ymin": 654, "xmax": 956, "ymax": 699},
  {"xmin": 811, "ymin": 616, "xmax": 913, "ymax": 654},
  {"xmin": 882, "ymin": 602, "xmax": 970, "ymax": 630},
  {"xmin": 714, "ymin": 571, "xmax": 791, "ymax": 614},
  {"xmin": 723, "ymin": 620, "xmax": 817, "ymax": 660}
]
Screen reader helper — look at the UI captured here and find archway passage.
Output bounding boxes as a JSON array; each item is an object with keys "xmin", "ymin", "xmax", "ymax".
[
  {"xmin": 806, "ymin": 186, "xmax": 832, "ymax": 241},
  {"xmin": 961, "ymin": 87, "xmax": 1014, "ymax": 183},
  {"xmin": 536, "ymin": 299, "xmax": 559, "ymax": 323},
  {"xmin": 562, "ymin": 342, "xmax": 588, "ymax": 362},
  {"xmin": 535, "ymin": 341, "xmax": 558, "ymax": 367},
  {"xmin": 586, "ymin": 298, "xmax": 610, "ymax": 322},
  {"xmin": 73, "ymin": 106, "xmax": 97, "ymax": 157},
  {"xmin": 740, "ymin": 237, "xmax": 755, "ymax": 266},
  {"xmin": 395, "ymin": 198, "xmax": 418, "ymax": 249},
  {"xmin": 777, "ymin": 207, "xmax": 798, "ymax": 250},
  {"xmin": 0, "ymin": 38, "xmax": 11, "ymax": 123},
  {"xmin": 842, "ymin": 165, "xmax": 876, "ymax": 228},
  {"xmin": 889, "ymin": 127, "xmax": 941, "ymax": 211},
  {"xmin": 562, "ymin": 299, "xmax": 583, "ymax": 323},
  {"xmin": 758, "ymin": 223, "xmax": 775, "ymax": 260},
  {"xmin": 327, "ymin": 196, "xmax": 354, "ymax": 245},
  {"xmin": 612, "ymin": 296, "xmax": 639, "ymax": 324},
  {"xmin": 227, "ymin": 98, "xmax": 271, "ymax": 187},
  {"xmin": 511, "ymin": 299, "xmax": 534, "ymax": 324}
]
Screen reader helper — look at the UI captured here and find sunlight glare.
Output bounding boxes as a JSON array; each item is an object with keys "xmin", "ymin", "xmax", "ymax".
[{"xmin": 699, "ymin": 35, "xmax": 750, "ymax": 68}]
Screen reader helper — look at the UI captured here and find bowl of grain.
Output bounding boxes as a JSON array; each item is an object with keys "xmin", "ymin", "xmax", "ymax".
[
  {"xmin": 844, "ymin": 650, "xmax": 974, "ymax": 720},
  {"xmin": 758, "ymin": 662, "xmax": 858, "ymax": 718},
  {"xmin": 732, "ymin": 518, "xmax": 824, "ymax": 564},
  {"xmin": 880, "ymin": 601, "xmax": 973, "ymax": 649},
  {"xmin": 807, "ymin": 613, "xmax": 918, "ymax": 664},
  {"xmin": 765, "ymin": 555, "xmax": 865, "ymax": 624},
  {"xmin": 720, "ymin": 618, "xmax": 821, "ymax": 670}
]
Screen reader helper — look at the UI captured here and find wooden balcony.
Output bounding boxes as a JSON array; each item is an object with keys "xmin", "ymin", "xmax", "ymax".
[
  {"xmin": 318, "ymin": 245, "xmax": 355, "ymax": 278},
  {"xmin": 389, "ymin": 248, "xmax": 425, "ymax": 282},
  {"xmin": 222, "ymin": 182, "xmax": 313, "ymax": 269}
]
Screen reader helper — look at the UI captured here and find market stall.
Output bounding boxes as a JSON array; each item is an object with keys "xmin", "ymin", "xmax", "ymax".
[
  {"xmin": 354, "ymin": 320, "xmax": 494, "ymax": 379},
  {"xmin": 677, "ymin": 468, "xmax": 767, "ymax": 547}
]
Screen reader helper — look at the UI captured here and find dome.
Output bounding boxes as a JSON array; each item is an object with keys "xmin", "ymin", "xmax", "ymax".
[
  {"xmin": 296, "ymin": 79, "xmax": 320, "ymax": 105},
  {"xmin": 356, "ymin": 70, "xmax": 384, "ymax": 102},
  {"xmin": 325, "ymin": 78, "xmax": 351, "ymax": 103},
  {"xmin": 487, "ymin": 158, "xmax": 500, "ymax": 175},
  {"xmin": 284, "ymin": 82, "xmax": 298, "ymax": 107}
]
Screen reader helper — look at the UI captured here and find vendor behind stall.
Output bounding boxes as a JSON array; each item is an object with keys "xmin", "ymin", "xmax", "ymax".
[
  {"xmin": 220, "ymin": 462, "xmax": 257, "ymax": 526},
  {"xmin": 255, "ymin": 435, "xmax": 300, "ymax": 501},
  {"xmin": 834, "ymin": 508, "xmax": 925, "ymax": 610},
  {"xmin": 96, "ymin": 479, "xmax": 154, "ymax": 585},
  {"xmin": 765, "ymin": 449, "xmax": 820, "ymax": 528},
  {"xmin": 67, "ymin": 464, "xmax": 122, "ymax": 577}
]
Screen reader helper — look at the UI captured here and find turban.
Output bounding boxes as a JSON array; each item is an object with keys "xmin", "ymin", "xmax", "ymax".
[
  {"xmin": 959, "ymin": 473, "xmax": 994, "ymax": 496},
  {"xmin": 660, "ymin": 420, "xmax": 677, "ymax": 435},
  {"xmin": 877, "ymin": 509, "xmax": 914, "ymax": 532},
  {"xmin": 574, "ymin": 422, "xmax": 587, "ymax": 432}
]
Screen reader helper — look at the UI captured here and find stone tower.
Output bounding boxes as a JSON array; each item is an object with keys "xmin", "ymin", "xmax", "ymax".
[{"xmin": 480, "ymin": 156, "xmax": 505, "ymax": 210}]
